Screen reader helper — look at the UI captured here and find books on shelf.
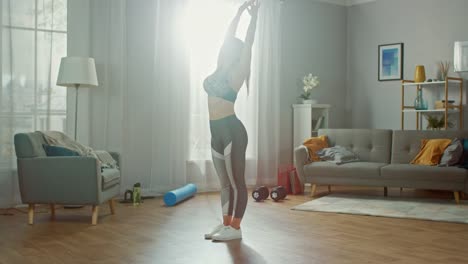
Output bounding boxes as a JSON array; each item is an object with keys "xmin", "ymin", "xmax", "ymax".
[{"xmin": 314, "ymin": 116, "xmax": 324, "ymax": 131}]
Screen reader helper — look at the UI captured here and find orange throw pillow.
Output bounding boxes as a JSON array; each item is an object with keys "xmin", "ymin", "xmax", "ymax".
[
  {"xmin": 411, "ymin": 139, "xmax": 452, "ymax": 166},
  {"xmin": 303, "ymin": 136, "xmax": 329, "ymax": 161}
]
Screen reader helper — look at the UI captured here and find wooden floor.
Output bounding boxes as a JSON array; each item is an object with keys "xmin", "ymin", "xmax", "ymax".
[{"xmin": 1, "ymin": 186, "xmax": 468, "ymax": 264}]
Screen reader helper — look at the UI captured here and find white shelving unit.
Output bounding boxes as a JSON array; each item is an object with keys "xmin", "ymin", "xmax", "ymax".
[
  {"xmin": 402, "ymin": 109, "xmax": 459, "ymax": 113},
  {"xmin": 293, "ymin": 104, "xmax": 331, "ymax": 150},
  {"xmin": 401, "ymin": 77, "xmax": 464, "ymax": 130}
]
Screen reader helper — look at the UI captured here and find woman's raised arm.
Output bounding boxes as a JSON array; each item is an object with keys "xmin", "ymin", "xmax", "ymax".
[
  {"xmin": 224, "ymin": 1, "xmax": 249, "ymax": 41},
  {"xmin": 229, "ymin": 0, "xmax": 259, "ymax": 91},
  {"xmin": 243, "ymin": 0, "xmax": 259, "ymax": 48}
]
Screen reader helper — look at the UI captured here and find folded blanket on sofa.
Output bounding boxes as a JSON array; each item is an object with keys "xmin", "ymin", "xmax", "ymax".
[
  {"xmin": 39, "ymin": 131, "xmax": 118, "ymax": 169},
  {"xmin": 316, "ymin": 146, "xmax": 359, "ymax": 165}
]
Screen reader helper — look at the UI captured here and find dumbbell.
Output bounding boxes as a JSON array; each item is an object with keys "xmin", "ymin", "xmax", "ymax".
[
  {"xmin": 252, "ymin": 186, "xmax": 269, "ymax": 202},
  {"xmin": 270, "ymin": 186, "xmax": 287, "ymax": 202}
]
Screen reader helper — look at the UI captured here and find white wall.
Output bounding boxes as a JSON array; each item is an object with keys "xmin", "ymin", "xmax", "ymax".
[
  {"xmin": 280, "ymin": 0, "xmax": 348, "ymax": 164},
  {"xmin": 347, "ymin": 0, "xmax": 468, "ymax": 129}
]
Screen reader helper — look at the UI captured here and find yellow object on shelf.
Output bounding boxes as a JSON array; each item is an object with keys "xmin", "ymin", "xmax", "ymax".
[
  {"xmin": 414, "ymin": 65, "xmax": 426, "ymax": 83},
  {"xmin": 434, "ymin": 101, "xmax": 456, "ymax": 109}
]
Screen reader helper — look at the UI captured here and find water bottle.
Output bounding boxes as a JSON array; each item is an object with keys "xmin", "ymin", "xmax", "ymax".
[{"xmin": 132, "ymin": 182, "xmax": 141, "ymax": 205}]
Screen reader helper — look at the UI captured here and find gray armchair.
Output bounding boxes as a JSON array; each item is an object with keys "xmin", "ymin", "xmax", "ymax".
[{"xmin": 14, "ymin": 132, "xmax": 121, "ymax": 225}]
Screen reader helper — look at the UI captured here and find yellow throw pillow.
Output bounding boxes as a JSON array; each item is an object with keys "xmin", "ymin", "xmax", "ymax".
[
  {"xmin": 411, "ymin": 139, "xmax": 452, "ymax": 166},
  {"xmin": 303, "ymin": 135, "xmax": 329, "ymax": 161}
]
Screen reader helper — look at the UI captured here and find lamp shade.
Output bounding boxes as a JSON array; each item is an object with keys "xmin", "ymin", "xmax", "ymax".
[{"xmin": 56, "ymin": 57, "xmax": 98, "ymax": 87}]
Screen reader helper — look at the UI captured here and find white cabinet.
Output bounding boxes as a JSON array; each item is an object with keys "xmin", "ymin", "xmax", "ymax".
[{"xmin": 293, "ymin": 104, "xmax": 331, "ymax": 150}]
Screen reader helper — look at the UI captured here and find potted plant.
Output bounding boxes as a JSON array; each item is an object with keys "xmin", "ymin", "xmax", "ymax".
[
  {"xmin": 425, "ymin": 114, "xmax": 453, "ymax": 130},
  {"xmin": 299, "ymin": 73, "xmax": 319, "ymax": 104}
]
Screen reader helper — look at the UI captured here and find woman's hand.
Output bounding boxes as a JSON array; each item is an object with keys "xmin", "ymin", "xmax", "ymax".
[
  {"xmin": 247, "ymin": 0, "xmax": 260, "ymax": 17},
  {"xmin": 238, "ymin": 1, "xmax": 250, "ymax": 14}
]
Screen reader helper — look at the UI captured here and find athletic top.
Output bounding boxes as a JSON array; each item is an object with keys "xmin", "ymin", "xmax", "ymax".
[{"xmin": 203, "ymin": 71, "xmax": 238, "ymax": 103}]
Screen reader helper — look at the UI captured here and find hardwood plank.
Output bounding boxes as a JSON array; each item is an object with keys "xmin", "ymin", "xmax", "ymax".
[{"xmin": 1, "ymin": 186, "xmax": 468, "ymax": 263}]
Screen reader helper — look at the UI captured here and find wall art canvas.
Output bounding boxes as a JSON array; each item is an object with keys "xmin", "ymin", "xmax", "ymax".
[{"xmin": 378, "ymin": 43, "xmax": 404, "ymax": 81}]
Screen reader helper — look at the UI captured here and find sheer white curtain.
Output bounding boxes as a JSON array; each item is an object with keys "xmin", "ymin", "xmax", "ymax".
[
  {"xmin": 150, "ymin": 0, "xmax": 192, "ymax": 192},
  {"xmin": 83, "ymin": 0, "xmax": 281, "ymax": 195},
  {"xmin": 88, "ymin": 0, "xmax": 127, "ymax": 189},
  {"xmin": 147, "ymin": 0, "xmax": 282, "ymax": 193},
  {"xmin": 0, "ymin": 0, "xmax": 67, "ymax": 207},
  {"xmin": 183, "ymin": 0, "xmax": 252, "ymax": 190},
  {"xmin": 248, "ymin": 0, "xmax": 282, "ymax": 185}
]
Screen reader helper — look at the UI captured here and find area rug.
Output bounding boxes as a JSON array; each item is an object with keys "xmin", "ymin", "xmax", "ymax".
[{"xmin": 292, "ymin": 194, "xmax": 468, "ymax": 224}]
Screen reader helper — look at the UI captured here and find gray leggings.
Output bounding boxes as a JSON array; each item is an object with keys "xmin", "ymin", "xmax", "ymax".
[{"xmin": 210, "ymin": 114, "xmax": 248, "ymax": 219}]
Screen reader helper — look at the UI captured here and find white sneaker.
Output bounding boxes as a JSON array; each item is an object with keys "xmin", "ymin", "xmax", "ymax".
[
  {"xmin": 204, "ymin": 224, "xmax": 226, "ymax": 239},
  {"xmin": 212, "ymin": 226, "xmax": 242, "ymax": 241}
]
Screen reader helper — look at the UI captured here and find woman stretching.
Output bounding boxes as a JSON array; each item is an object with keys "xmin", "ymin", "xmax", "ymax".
[{"xmin": 203, "ymin": 0, "xmax": 259, "ymax": 241}]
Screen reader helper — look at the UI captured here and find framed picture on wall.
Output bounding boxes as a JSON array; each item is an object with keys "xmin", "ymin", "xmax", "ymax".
[
  {"xmin": 454, "ymin": 41, "xmax": 468, "ymax": 72},
  {"xmin": 378, "ymin": 43, "xmax": 404, "ymax": 81}
]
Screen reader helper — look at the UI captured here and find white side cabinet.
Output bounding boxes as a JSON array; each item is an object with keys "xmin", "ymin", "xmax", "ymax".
[{"xmin": 293, "ymin": 104, "xmax": 331, "ymax": 150}]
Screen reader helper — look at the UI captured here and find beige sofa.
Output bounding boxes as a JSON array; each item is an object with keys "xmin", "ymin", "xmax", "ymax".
[{"xmin": 294, "ymin": 129, "xmax": 468, "ymax": 203}]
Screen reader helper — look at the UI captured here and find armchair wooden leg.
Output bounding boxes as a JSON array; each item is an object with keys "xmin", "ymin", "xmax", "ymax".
[
  {"xmin": 384, "ymin": 187, "xmax": 388, "ymax": 197},
  {"xmin": 328, "ymin": 185, "xmax": 331, "ymax": 193},
  {"xmin": 454, "ymin": 191, "xmax": 460, "ymax": 204},
  {"xmin": 50, "ymin": 204, "xmax": 55, "ymax": 220},
  {"xmin": 461, "ymin": 192, "xmax": 466, "ymax": 200},
  {"xmin": 91, "ymin": 205, "xmax": 99, "ymax": 225},
  {"xmin": 311, "ymin": 184, "xmax": 317, "ymax": 197},
  {"xmin": 108, "ymin": 199, "xmax": 115, "ymax": 215},
  {"xmin": 28, "ymin": 204, "xmax": 35, "ymax": 225}
]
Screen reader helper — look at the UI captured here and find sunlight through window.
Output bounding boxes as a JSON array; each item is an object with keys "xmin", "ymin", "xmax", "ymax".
[{"xmin": 183, "ymin": 0, "xmax": 249, "ymax": 160}]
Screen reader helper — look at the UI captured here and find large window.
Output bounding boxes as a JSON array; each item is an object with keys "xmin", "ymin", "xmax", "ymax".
[
  {"xmin": 183, "ymin": 0, "xmax": 251, "ymax": 161},
  {"xmin": 1, "ymin": 0, "xmax": 67, "ymax": 162}
]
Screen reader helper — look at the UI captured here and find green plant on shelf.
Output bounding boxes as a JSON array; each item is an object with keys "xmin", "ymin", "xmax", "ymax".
[{"xmin": 425, "ymin": 114, "xmax": 453, "ymax": 130}]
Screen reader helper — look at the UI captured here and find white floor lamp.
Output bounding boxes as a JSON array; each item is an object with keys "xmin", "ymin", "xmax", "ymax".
[{"xmin": 57, "ymin": 57, "xmax": 99, "ymax": 140}]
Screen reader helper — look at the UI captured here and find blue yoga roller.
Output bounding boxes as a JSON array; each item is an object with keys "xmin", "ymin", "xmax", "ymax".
[{"xmin": 164, "ymin": 183, "xmax": 197, "ymax": 206}]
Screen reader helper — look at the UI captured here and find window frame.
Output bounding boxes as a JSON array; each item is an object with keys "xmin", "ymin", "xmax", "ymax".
[{"xmin": 1, "ymin": 0, "xmax": 67, "ymax": 131}]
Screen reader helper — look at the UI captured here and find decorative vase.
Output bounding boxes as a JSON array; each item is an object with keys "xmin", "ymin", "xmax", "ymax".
[
  {"xmin": 440, "ymin": 72, "xmax": 447, "ymax": 81},
  {"xmin": 414, "ymin": 65, "xmax": 426, "ymax": 83},
  {"xmin": 414, "ymin": 89, "xmax": 428, "ymax": 110}
]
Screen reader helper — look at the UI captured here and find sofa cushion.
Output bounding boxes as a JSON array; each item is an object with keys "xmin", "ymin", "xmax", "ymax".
[
  {"xmin": 458, "ymin": 139, "xmax": 468, "ymax": 167},
  {"xmin": 303, "ymin": 135, "xmax": 328, "ymax": 161},
  {"xmin": 102, "ymin": 168, "xmax": 120, "ymax": 190},
  {"xmin": 411, "ymin": 139, "xmax": 451, "ymax": 166},
  {"xmin": 381, "ymin": 164, "xmax": 467, "ymax": 183},
  {"xmin": 304, "ymin": 161, "xmax": 387, "ymax": 179},
  {"xmin": 391, "ymin": 130, "xmax": 468, "ymax": 164},
  {"xmin": 43, "ymin": 144, "xmax": 80, "ymax": 157},
  {"xmin": 439, "ymin": 138, "xmax": 463, "ymax": 167},
  {"xmin": 318, "ymin": 129, "xmax": 392, "ymax": 163}
]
